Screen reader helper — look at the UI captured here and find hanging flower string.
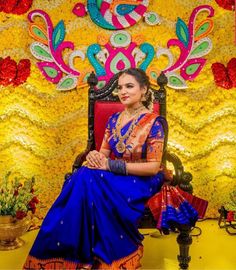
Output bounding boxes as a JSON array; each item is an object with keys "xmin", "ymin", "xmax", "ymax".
[{"xmin": 0, "ymin": 56, "xmax": 31, "ymax": 87}]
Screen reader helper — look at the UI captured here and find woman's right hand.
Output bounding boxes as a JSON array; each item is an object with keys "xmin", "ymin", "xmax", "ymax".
[{"xmin": 86, "ymin": 150, "xmax": 105, "ymax": 168}]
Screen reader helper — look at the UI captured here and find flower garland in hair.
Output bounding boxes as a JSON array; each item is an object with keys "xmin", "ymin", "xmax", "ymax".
[
  {"xmin": 0, "ymin": 0, "xmax": 33, "ymax": 15},
  {"xmin": 0, "ymin": 56, "xmax": 31, "ymax": 86}
]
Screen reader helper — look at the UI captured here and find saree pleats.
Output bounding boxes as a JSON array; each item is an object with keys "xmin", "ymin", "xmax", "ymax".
[{"xmin": 147, "ymin": 185, "xmax": 208, "ymax": 233}]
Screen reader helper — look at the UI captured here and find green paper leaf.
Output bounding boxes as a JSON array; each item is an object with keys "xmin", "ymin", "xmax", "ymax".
[
  {"xmin": 166, "ymin": 72, "xmax": 187, "ymax": 89},
  {"xmin": 52, "ymin": 20, "xmax": 65, "ymax": 50},
  {"xmin": 190, "ymin": 38, "xmax": 212, "ymax": 58},
  {"xmin": 57, "ymin": 75, "xmax": 77, "ymax": 91},
  {"xmin": 30, "ymin": 42, "xmax": 53, "ymax": 62},
  {"xmin": 32, "ymin": 25, "xmax": 48, "ymax": 42},
  {"xmin": 176, "ymin": 18, "xmax": 189, "ymax": 47}
]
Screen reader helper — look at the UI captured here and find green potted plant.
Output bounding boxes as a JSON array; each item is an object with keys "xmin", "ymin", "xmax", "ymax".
[{"xmin": 0, "ymin": 172, "xmax": 39, "ymax": 250}]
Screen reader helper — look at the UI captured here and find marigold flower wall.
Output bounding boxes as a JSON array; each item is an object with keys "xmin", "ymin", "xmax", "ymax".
[{"xmin": 0, "ymin": 0, "xmax": 235, "ymax": 219}]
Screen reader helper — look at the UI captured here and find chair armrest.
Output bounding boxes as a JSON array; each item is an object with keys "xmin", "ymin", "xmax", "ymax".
[
  {"xmin": 165, "ymin": 150, "xmax": 193, "ymax": 193},
  {"xmin": 64, "ymin": 142, "xmax": 94, "ymax": 184},
  {"xmin": 72, "ymin": 142, "xmax": 94, "ymax": 171}
]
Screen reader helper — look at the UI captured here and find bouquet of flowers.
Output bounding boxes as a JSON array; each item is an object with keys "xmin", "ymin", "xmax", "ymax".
[{"xmin": 0, "ymin": 172, "xmax": 39, "ymax": 219}]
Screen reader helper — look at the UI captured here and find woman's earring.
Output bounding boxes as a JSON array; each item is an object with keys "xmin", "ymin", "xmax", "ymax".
[{"xmin": 141, "ymin": 94, "xmax": 146, "ymax": 101}]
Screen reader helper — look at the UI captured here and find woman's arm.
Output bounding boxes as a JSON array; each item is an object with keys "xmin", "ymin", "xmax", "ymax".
[
  {"xmin": 87, "ymin": 156, "xmax": 161, "ymax": 177},
  {"xmin": 124, "ymin": 118, "xmax": 164, "ymax": 176}
]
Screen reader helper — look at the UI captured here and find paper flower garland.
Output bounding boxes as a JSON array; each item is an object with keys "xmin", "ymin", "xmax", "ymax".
[
  {"xmin": 0, "ymin": 0, "xmax": 33, "ymax": 15},
  {"xmin": 211, "ymin": 58, "xmax": 236, "ymax": 89},
  {"xmin": 0, "ymin": 56, "xmax": 31, "ymax": 86},
  {"xmin": 72, "ymin": 0, "xmax": 160, "ymax": 29}
]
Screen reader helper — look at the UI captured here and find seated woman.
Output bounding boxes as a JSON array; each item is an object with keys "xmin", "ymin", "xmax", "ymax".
[{"xmin": 23, "ymin": 68, "xmax": 203, "ymax": 270}]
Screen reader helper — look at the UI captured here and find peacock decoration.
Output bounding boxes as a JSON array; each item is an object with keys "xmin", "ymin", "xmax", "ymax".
[
  {"xmin": 28, "ymin": 4, "xmax": 214, "ymax": 91},
  {"xmin": 72, "ymin": 0, "xmax": 161, "ymax": 29}
]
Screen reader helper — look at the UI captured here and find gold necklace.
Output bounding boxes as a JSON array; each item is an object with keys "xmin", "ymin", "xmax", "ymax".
[
  {"xmin": 114, "ymin": 106, "xmax": 145, "ymax": 153},
  {"xmin": 124, "ymin": 105, "xmax": 145, "ymax": 118}
]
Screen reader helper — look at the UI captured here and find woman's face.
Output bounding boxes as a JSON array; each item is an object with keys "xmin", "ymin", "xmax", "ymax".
[{"xmin": 117, "ymin": 73, "xmax": 146, "ymax": 108}]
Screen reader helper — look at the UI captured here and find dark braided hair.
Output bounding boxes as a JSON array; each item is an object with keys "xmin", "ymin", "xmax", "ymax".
[{"xmin": 118, "ymin": 68, "xmax": 154, "ymax": 110}]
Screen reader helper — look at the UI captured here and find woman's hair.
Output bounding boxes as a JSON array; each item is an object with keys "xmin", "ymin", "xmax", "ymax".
[{"xmin": 117, "ymin": 68, "xmax": 154, "ymax": 110}]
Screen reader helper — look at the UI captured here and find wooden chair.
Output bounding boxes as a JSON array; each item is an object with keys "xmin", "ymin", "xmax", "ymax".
[{"xmin": 65, "ymin": 71, "xmax": 196, "ymax": 270}]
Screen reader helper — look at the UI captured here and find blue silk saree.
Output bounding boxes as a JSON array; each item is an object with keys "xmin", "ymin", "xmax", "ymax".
[{"xmin": 23, "ymin": 112, "xmax": 207, "ymax": 269}]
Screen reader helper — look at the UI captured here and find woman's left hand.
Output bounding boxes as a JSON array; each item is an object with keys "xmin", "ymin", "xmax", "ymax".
[
  {"xmin": 87, "ymin": 156, "xmax": 108, "ymax": 171},
  {"xmin": 98, "ymin": 156, "xmax": 108, "ymax": 170},
  {"xmin": 86, "ymin": 150, "xmax": 104, "ymax": 168}
]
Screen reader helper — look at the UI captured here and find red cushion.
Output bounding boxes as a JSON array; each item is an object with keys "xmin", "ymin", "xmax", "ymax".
[{"xmin": 94, "ymin": 101, "xmax": 160, "ymax": 151}]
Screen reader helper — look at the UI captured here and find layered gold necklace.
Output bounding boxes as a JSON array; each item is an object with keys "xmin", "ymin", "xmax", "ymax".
[{"xmin": 114, "ymin": 105, "xmax": 146, "ymax": 153}]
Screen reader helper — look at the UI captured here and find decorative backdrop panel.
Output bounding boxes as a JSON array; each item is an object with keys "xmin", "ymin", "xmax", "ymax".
[{"xmin": 0, "ymin": 0, "xmax": 235, "ymax": 220}]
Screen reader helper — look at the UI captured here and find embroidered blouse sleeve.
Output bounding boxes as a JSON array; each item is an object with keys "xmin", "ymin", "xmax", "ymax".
[
  {"xmin": 100, "ymin": 116, "xmax": 112, "ymax": 151},
  {"xmin": 146, "ymin": 118, "xmax": 165, "ymax": 162}
]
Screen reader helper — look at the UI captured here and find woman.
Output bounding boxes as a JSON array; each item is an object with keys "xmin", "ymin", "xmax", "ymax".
[{"xmin": 23, "ymin": 68, "xmax": 204, "ymax": 269}]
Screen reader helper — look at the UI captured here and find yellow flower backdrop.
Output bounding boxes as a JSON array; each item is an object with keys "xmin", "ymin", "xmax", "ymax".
[{"xmin": 0, "ymin": 0, "xmax": 235, "ymax": 219}]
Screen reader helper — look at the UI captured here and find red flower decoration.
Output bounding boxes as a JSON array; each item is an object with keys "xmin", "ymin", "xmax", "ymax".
[
  {"xmin": 211, "ymin": 58, "xmax": 236, "ymax": 89},
  {"xmin": 227, "ymin": 58, "xmax": 236, "ymax": 87},
  {"xmin": 215, "ymin": 0, "xmax": 235, "ymax": 10},
  {"xmin": 0, "ymin": 0, "xmax": 17, "ymax": 13},
  {"xmin": 0, "ymin": 56, "xmax": 31, "ymax": 87},
  {"xmin": 16, "ymin": 210, "xmax": 27, "ymax": 220},
  {"xmin": 0, "ymin": 56, "xmax": 17, "ymax": 86},
  {"xmin": 0, "ymin": 0, "xmax": 33, "ymax": 15},
  {"xmin": 227, "ymin": 211, "xmax": 235, "ymax": 221},
  {"xmin": 13, "ymin": 59, "xmax": 31, "ymax": 86},
  {"xmin": 32, "ymin": 196, "xmax": 39, "ymax": 204},
  {"xmin": 28, "ymin": 196, "xmax": 39, "ymax": 214}
]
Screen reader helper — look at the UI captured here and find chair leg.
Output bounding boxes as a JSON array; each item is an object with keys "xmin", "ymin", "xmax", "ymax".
[{"xmin": 176, "ymin": 225, "xmax": 192, "ymax": 270}]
